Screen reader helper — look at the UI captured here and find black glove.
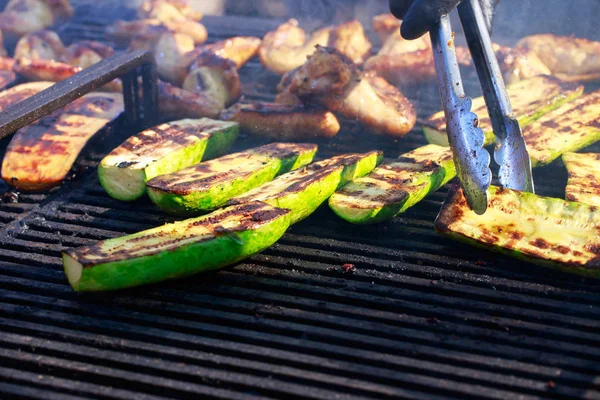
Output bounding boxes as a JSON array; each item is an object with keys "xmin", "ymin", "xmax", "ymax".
[{"xmin": 389, "ymin": 0, "xmax": 499, "ymax": 40}]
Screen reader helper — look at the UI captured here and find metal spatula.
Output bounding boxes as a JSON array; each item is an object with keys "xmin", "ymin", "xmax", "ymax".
[{"xmin": 430, "ymin": 0, "xmax": 534, "ymax": 214}]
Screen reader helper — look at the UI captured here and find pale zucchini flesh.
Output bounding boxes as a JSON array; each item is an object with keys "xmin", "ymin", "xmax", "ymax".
[
  {"xmin": 63, "ymin": 201, "xmax": 291, "ymax": 292},
  {"xmin": 436, "ymin": 185, "xmax": 600, "ymax": 278},
  {"xmin": 562, "ymin": 152, "xmax": 600, "ymax": 207},
  {"xmin": 227, "ymin": 151, "xmax": 383, "ymax": 224},
  {"xmin": 98, "ymin": 118, "xmax": 238, "ymax": 201},
  {"xmin": 146, "ymin": 143, "xmax": 318, "ymax": 214},
  {"xmin": 423, "ymin": 75, "xmax": 584, "ymax": 146},
  {"xmin": 329, "ymin": 144, "xmax": 455, "ymax": 224},
  {"xmin": 523, "ymin": 91, "xmax": 600, "ymax": 167}
]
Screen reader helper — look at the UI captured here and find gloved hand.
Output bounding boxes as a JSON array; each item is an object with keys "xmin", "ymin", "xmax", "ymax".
[{"xmin": 389, "ymin": 0, "xmax": 499, "ymax": 40}]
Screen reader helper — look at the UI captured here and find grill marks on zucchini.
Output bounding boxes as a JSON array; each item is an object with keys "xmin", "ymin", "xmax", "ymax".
[
  {"xmin": 227, "ymin": 151, "xmax": 382, "ymax": 224},
  {"xmin": 98, "ymin": 118, "xmax": 238, "ymax": 201},
  {"xmin": 63, "ymin": 201, "xmax": 291, "ymax": 292},
  {"xmin": 423, "ymin": 75, "xmax": 583, "ymax": 146},
  {"xmin": 436, "ymin": 185, "xmax": 600, "ymax": 277},
  {"xmin": 146, "ymin": 143, "xmax": 318, "ymax": 213},
  {"xmin": 524, "ymin": 91, "xmax": 600, "ymax": 166},
  {"xmin": 563, "ymin": 152, "xmax": 600, "ymax": 207},
  {"xmin": 2, "ymin": 91, "xmax": 124, "ymax": 191},
  {"xmin": 329, "ymin": 144, "xmax": 455, "ymax": 224}
]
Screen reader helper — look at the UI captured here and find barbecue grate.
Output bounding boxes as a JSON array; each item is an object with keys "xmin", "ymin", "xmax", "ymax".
[{"xmin": 1, "ymin": 3, "xmax": 600, "ymax": 400}]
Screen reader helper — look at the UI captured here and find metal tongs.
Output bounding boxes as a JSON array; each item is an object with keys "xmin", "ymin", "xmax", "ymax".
[{"xmin": 430, "ymin": 0, "xmax": 535, "ymax": 214}]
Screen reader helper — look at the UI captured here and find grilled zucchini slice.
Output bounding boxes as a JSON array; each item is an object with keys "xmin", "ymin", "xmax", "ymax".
[
  {"xmin": 524, "ymin": 91, "xmax": 600, "ymax": 167},
  {"xmin": 329, "ymin": 144, "xmax": 455, "ymax": 224},
  {"xmin": 227, "ymin": 151, "xmax": 383, "ymax": 224},
  {"xmin": 563, "ymin": 152, "xmax": 600, "ymax": 207},
  {"xmin": 2, "ymin": 91, "xmax": 124, "ymax": 191},
  {"xmin": 63, "ymin": 201, "xmax": 291, "ymax": 292},
  {"xmin": 436, "ymin": 185, "xmax": 600, "ymax": 278},
  {"xmin": 423, "ymin": 75, "xmax": 583, "ymax": 146},
  {"xmin": 146, "ymin": 143, "xmax": 318, "ymax": 214},
  {"xmin": 98, "ymin": 118, "xmax": 238, "ymax": 201}
]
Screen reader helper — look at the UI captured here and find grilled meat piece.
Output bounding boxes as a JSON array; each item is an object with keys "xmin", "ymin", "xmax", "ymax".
[
  {"xmin": 62, "ymin": 40, "xmax": 115, "ymax": 69},
  {"xmin": 137, "ymin": 0, "xmax": 203, "ymax": 22},
  {"xmin": 196, "ymin": 36, "xmax": 262, "ymax": 69},
  {"xmin": 183, "ymin": 51, "xmax": 241, "ymax": 108},
  {"xmin": 0, "ymin": 0, "xmax": 73, "ymax": 40},
  {"xmin": 150, "ymin": 31, "xmax": 195, "ymax": 85},
  {"xmin": 259, "ymin": 19, "xmax": 371, "ymax": 74},
  {"xmin": 106, "ymin": 17, "xmax": 207, "ymax": 46},
  {"xmin": 13, "ymin": 30, "xmax": 65, "ymax": 60},
  {"xmin": 288, "ymin": 46, "xmax": 416, "ymax": 137},
  {"xmin": 157, "ymin": 79, "xmax": 224, "ymax": 120},
  {"xmin": 493, "ymin": 44, "xmax": 552, "ymax": 85},
  {"xmin": 1, "ymin": 90, "xmax": 124, "ymax": 192},
  {"xmin": 515, "ymin": 34, "xmax": 600, "ymax": 82},
  {"xmin": 372, "ymin": 13, "xmax": 401, "ymax": 43},
  {"xmin": 221, "ymin": 102, "xmax": 341, "ymax": 140}
]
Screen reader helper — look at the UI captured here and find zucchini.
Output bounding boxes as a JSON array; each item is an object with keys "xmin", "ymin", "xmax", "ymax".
[
  {"xmin": 524, "ymin": 91, "xmax": 600, "ymax": 167},
  {"xmin": 62, "ymin": 201, "xmax": 291, "ymax": 292},
  {"xmin": 1, "ymin": 91, "xmax": 124, "ymax": 192},
  {"xmin": 435, "ymin": 185, "xmax": 600, "ymax": 278},
  {"xmin": 329, "ymin": 144, "xmax": 455, "ymax": 224},
  {"xmin": 227, "ymin": 151, "xmax": 383, "ymax": 224},
  {"xmin": 98, "ymin": 118, "xmax": 238, "ymax": 201},
  {"xmin": 423, "ymin": 75, "xmax": 583, "ymax": 146},
  {"xmin": 562, "ymin": 152, "xmax": 600, "ymax": 207},
  {"xmin": 146, "ymin": 143, "xmax": 318, "ymax": 214}
]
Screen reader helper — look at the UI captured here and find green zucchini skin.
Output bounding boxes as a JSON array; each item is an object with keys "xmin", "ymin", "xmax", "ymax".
[
  {"xmin": 562, "ymin": 152, "xmax": 600, "ymax": 207},
  {"xmin": 146, "ymin": 143, "xmax": 318, "ymax": 215},
  {"xmin": 98, "ymin": 118, "xmax": 239, "ymax": 202},
  {"xmin": 525, "ymin": 91, "xmax": 600, "ymax": 167},
  {"xmin": 423, "ymin": 75, "xmax": 584, "ymax": 146},
  {"xmin": 436, "ymin": 185, "xmax": 600, "ymax": 278},
  {"xmin": 329, "ymin": 145, "xmax": 455, "ymax": 224},
  {"xmin": 62, "ymin": 201, "xmax": 291, "ymax": 292},
  {"xmin": 227, "ymin": 151, "xmax": 383, "ymax": 225}
]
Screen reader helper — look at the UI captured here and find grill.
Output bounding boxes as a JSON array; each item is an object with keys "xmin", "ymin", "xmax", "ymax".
[{"xmin": 1, "ymin": 2, "xmax": 600, "ymax": 399}]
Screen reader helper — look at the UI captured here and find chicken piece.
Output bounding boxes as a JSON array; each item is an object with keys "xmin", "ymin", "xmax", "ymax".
[
  {"xmin": 150, "ymin": 31, "xmax": 195, "ymax": 85},
  {"xmin": 157, "ymin": 80, "xmax": 223, "ymax": 120},
  {"xmin": 137, "ymin": 0, "xmax": 202, "ymax": 22},
  {"xmin": 259, "ymin": 18, "xmax": 372, "ymax": 74},
  {"xmin": 107, "ymin": 17, "xmax": 207, "ymax": 46},
  {"xmin": 372, "ymin": 13, "xmax": 401, "ymax": 43},
  {"xmin": 62, "ymin": 40, "xmax": 114, "ymax": 69},
  {"xmin": 183, "ymin": 51, "xmax": 241, "ymax": 108},
  {"xmin": 0, "ymin": 55, "xmax": 15, "ymax": 90},
  {"xmin": 289, "ymin": 46, "xmax": 416, "ymax": 137},
  {"xmin": 494, "ymin": 44, "xmax": 552, "ymax": 85},
  {"xmin": 515, "ymin": 34, "xmax": 600, "ymax": 82},
  {"xmin": 13, "ymin": 30, "xmax": 65, "ymax": 60},
  {"xmin": 0, "ymin": 0, "xmax": 73, "ymax": 40},
  {"xmin": 221, "ymin": 102, "xmax": 340, "ymax": 140},
  {"xmin": 199, "ymin": 36, "xmax": 262, "ymax": 69}
]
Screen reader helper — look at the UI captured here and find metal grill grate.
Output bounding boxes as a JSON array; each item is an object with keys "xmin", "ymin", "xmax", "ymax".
[{"xmin": 0, "ymin": 4, "xmax": 600, "ymax": 400}]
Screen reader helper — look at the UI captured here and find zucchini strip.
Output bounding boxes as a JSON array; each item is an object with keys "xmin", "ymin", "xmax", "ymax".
[
  {"xmin": 227, "ymin": 151, "xmax": 383, "ymax": 224},
  {"xmin": 2, "ymin": 90, "xmax": 124, "ymax": 191},
  {"xmin": 329, "ymin": 144, "xmax": 455, "ymax": 224},
  {"xmin": 146, "ymin": 142, "xmax": 318, "ymax": 214},
  {"xmin": 98, "ymin": 118, "xmax": 238, "ymax": 201},
  {"xmin": 63, "ymin": 201, "xmax": 291, "ymax": 292},
  {"xmin": 524, "ymin": 91, "xmax": 600, "ymax": 167},
  {"xmin": 436, "ymin": 185, "xmax": 600, "ymax": 278},
  {"xmin": 423, "ymin": 75, "xmax": 583, "ymax": 146},
  {"xmin": 563, "ymin": 152, "xmax": 600, "ymax": 207}
]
